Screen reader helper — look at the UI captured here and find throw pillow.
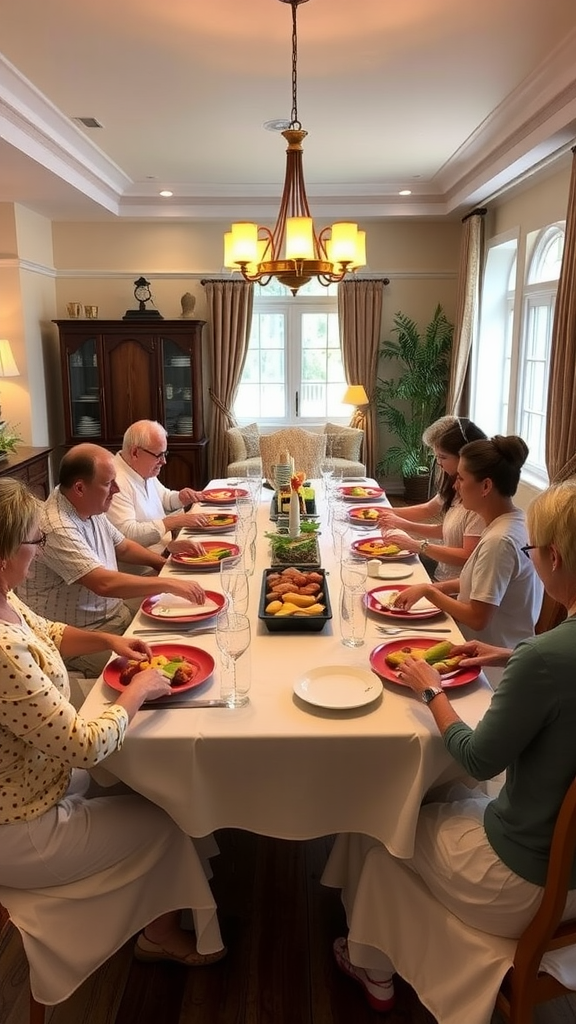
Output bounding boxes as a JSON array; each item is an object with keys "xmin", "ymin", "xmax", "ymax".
[
  {"xmin": 227, "ymin": 426, "xmax": 247, "ymax": 463},
  {"xmin": 240, "ymin": 422, "xmax": 260, "ymax": 459},
  {"xmin": 324, "ymin": 422, "xmax": 363, "ymax": 461}
]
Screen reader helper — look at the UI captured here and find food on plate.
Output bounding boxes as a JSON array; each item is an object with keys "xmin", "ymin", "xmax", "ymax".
[
  {"xmin": 352, "ymin": 508, "xmax": 379, "ymax": 520},
  {"xmin": 385, "ymin": 641, "xmax": 463, "ymax": 675},
  {"xmin": 209, "ymin": 514, "xmax": 234, "ymax": 525},
  {"xmin": 119, "ymin": 654, "xmax": 200, "ymax": 688},
  {"xmin": 348, "ymin": 486, "xmax": 374, "ymax": 497},
  {"xmin": 357, "ymin": 539, "xmax": 401, "ymax": 556},
  {"xmin": 177, "ymin": 546, "xmax": 233, "ymax": 563}
]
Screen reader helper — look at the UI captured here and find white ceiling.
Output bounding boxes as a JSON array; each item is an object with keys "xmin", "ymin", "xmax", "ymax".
[{"xmin": 0, "ymin": 0, "xmax": 575, "ymax": 223}]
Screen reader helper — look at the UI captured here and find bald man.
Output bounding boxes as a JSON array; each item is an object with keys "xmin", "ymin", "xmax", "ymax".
[{"xmin": 18, "ymin": 444, "xmax": 207, "ymax": 677}]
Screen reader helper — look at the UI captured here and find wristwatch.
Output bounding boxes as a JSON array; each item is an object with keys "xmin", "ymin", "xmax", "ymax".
[
  {"xmin": 421, "ymin": 687, "xmax": 443, "ymax": 704},
  {"xmin": 419, "ymin": 538, "xmax": 429, "ymax": 555}
]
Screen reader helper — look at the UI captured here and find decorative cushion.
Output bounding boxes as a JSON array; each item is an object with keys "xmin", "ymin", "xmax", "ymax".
[
  {"xmin": 227, "ymin": 422, "xmax": 260, "ymax": 463},
  {"xmin": 324, "ymin": 422, "xmax": 363, "ymax": 461},
  {"xmin": 259, "ymin": 428, "xmax": 327, "ymax": 487}
]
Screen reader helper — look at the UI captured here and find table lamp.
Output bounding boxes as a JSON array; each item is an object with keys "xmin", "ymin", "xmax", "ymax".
[
  {"xmin": 342, "ymin": 384, "xmax": 369, "ymax": 429},
  {"xmin": 0, "ymin": 340, "xmax": 20, "ymax": 421}
]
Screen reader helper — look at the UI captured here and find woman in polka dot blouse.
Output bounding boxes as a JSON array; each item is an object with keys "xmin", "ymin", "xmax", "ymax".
[{"xmin": 0, "ymin": 478, "xmax": 225, "ymax": 975}]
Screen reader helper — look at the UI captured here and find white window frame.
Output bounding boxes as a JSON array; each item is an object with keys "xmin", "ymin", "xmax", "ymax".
[{"xmin": 233, "ymin": 282, "xmax": 349, "ymax": 427}]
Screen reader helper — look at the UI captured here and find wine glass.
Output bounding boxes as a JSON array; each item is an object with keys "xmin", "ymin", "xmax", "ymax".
[
  {"xmin": 216, "ymin": 610, "xmax": 251, "ymax": 707},
  {"xmin": 220, "ymin": 554, "xmax": 250, "ymax": 613},
  {"xmin": 320, "ymin": 459, "xmax": 334, "ymax": 500},
  {"xmin": 235, "ymin": 519, "xmax": 257, "ymax": 575}
]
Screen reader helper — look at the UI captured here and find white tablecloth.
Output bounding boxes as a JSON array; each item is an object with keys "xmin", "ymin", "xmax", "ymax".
[{"xmin": 81, "ymin": 479, "xmax": 493, "ymax": 856}]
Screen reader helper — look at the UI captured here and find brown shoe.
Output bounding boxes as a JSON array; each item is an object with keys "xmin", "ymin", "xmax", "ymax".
[{"xmin": 134, "ymin": 932, "xmax": 226, "ymax": 967}]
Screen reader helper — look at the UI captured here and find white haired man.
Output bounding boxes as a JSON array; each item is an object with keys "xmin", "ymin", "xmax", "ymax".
[{"xmin": 107, "ymin": 420, "xmax": 210, "ymax": 572}]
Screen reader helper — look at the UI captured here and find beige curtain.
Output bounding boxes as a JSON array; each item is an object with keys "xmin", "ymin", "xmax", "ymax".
[
  {"xmin": 546, "ymin": 146, "xmax": 576, "ymax": 483},
  {"xmin": 202, "ymin": 279, "xmax": 254, "ymax": 479},
  {"xmin": 338, "ymin": 278, "xmax": 388, "ymax": 477},
  {"xmin": 447, "ymin": 208, "xmax": 486, "ymax": 415}
]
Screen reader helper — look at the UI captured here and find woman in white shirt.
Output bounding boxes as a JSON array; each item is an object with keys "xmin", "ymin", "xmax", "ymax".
[{"xmin": 377, "ymin": 415, "xmax": 486, "ymax": 580}]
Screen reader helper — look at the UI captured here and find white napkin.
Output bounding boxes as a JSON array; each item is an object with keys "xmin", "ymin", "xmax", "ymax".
[
  {"xmin": 381, "ymin": 528, "xmax": 413, "ymax": 545},
  {"xmin": 376, "ymin": 590, "xmax": 437, "ymax": 612},
  {"xmin": 149, "ymin": 593, "xmax": 220, "ymax": 617}
]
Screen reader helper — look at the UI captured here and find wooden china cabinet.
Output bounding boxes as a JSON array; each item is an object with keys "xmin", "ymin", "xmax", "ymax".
[{"xmin": 54, "ymin": 319, "xmax": 208, "ymax": 489}]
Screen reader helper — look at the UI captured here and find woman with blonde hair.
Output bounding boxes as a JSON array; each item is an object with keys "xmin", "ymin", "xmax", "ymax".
[
  {"xmin": 0, "ymin": 478, "xmax": 225, "ymax": 1003},
  {"xmin": 377, "ymin": 415, "xmax": 487, "ymax": 580},
  {"xmin": 326, "ymin": 479, "xmax": 576, "ymax": 1023}
]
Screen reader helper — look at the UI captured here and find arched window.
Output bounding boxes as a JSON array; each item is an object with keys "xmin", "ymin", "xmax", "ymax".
[{"xmin": 517, "ymin": 223, "xmax": 565, "ymax": 478}]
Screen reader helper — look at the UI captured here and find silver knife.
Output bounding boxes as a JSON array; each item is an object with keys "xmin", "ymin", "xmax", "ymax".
[
  {"xmin": 140, "ymin": 698, "xmax": 228, "ymax": 709},
  {"xmin": 131, "ymin": 627, "xmax": 216, "ymax": 636}
]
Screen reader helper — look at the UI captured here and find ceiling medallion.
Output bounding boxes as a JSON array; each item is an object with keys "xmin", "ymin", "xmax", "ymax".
[{"xmin": 224, "ymin": 0, "xmax": 366, "ymax": 295}]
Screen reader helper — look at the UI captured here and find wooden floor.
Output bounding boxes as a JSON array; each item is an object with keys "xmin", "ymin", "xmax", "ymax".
[{"xmin": 1, "ymin": 830, "xmax": 576, "ymax": 1024}]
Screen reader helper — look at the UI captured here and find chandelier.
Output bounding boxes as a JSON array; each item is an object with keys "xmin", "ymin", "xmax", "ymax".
[{"xmin": 224, "ymin": 0, "xmax": 366, "ymax": 296}]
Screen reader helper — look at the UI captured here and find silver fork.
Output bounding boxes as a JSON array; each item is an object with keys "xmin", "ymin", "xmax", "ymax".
[{"xmin": 375, "ymin": 625, "xmax": 452, "ymax": 635}]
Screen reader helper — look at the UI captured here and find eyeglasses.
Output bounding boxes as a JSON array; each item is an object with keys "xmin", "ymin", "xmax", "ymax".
[
  {"xmin": 521, "ymin": 544, "xmax": 537, "ymax": 558},
  {"xmin": 22, "ymin": 531, "xmax": 46, "ymax": 549},
  {"xmin": 138, "ymin": 447, "xmax": 169, "ymax": 461}
]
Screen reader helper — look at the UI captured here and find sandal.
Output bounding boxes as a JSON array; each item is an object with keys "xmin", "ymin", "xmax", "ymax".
[
  {"xmin": 333, "ymin": 936, "xmax": 395, "ymax": 1012},
  {"xmin": 134, "ymin": 931, "xmax": 226, "ymax": 967}
]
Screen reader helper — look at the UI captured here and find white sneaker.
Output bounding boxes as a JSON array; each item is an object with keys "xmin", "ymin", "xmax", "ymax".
[{"xmin": 333, "ymin": 937, "xmax": 395, "ymax": 1012}]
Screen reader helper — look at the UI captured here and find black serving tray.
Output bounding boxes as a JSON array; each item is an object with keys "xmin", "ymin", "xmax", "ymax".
[
  {"xmin": 269, "ymin": 493, "xmax": 317, "ymax": 520},
  {"xmin": 258, "ymin": 567, "xmax": 332, "ymax": 632}
]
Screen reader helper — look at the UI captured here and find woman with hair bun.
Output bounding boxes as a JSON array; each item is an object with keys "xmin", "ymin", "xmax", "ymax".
[
  {"xmin": 377, "ymin": 415, "xmax": 487, "ymax": 580},
  {"xmin": 392, "ymin": 435, "xmax": 543, "ymax": 654}
]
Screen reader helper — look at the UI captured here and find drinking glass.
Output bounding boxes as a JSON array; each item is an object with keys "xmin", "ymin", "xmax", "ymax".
[
  {"xmin": 339, "ymin": 586, "xmax": 367, "ymax": 647},
  {"xmin": 340, "ymin": 554, "xmax": 368, "ymax": 591},
  {"xmin": 236, "ymin": 491, "xmax": 257, "ymax": 523},
  {"xmin": 220, "ymin": 554, "xmax": 250, "ymax": 613},
  {"xmin": 216, "ymin": 610, "xmax": 251, "ymax": 707},
  {"xmin": 235, "ymin": 519, "xmax": 257, "ymax": 575},
  {"xmin": 320, "ymin": 459, "xmax": 334, "ymax": 500},
  {"xmin": 332, "ymin": 503, "xmax": 350, "ymax": 558}
]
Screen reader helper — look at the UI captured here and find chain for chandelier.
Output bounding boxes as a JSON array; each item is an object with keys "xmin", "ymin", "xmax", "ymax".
[{"xmin": 224, "ymin": 0, "xmax": 366, "ymax": 295}]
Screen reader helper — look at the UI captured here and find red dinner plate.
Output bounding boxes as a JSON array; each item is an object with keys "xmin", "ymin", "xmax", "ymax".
[
  {"xmin": 351, "ymin": 537, "xmax": 413, "ymax": 561},
  {"xmin": 140, "ymin": 589, "xmax": 225, "ymax": 623},
  {"xmin": 196, "ymin": 512, "xmax": 237, "ymax": 531},
  {"xmin": 364, "ymin": 584, "xmax": 443, "ymax": 620},
  {"xmin": 348, "ymin": 506, "xmax": 383, "ymax": 524},
  {"xmin": 338, "ymin": 485, "xmax": 385, "ymax": 502},
  {"xmin": 369, "ymin": 638, "xmax": 480, "ymax": 689},
  {"xmin": 103, "ymin": 644, "xmax": 215, "ymax": 695},
  {"xmin": 170, "ymin": 540, "xmax": 240, "ymax": 570},
  {"xmin": 201, "ymin": 488, "xmax": 248, "ymax": 505}
]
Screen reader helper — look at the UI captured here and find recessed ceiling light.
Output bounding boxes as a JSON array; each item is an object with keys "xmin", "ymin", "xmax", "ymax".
[
  {"xmin": 399, "ymin": 189, "xmax": 412, "ymax": 196},
  {"xmin": 159, "ymin": 190, "xmax": 173, "ymax": 197}
]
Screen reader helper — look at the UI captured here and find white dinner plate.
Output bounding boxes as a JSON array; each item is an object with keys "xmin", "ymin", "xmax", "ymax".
[
  {"xmin": 375, "ymin": 564, "xmax": 414, "ymax": 580},
  {"xmin": 294, "ymin": 666, "xmax": 383, "ymax": 709}
]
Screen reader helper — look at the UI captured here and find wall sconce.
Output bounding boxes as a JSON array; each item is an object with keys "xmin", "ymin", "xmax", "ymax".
[
  {"xmin": 342, "ymin": 384, "xmax": 369, "ymax": 429},
  {"xmin": 0, "ymin": 340, "xmax": 20, "ymax": 421}
]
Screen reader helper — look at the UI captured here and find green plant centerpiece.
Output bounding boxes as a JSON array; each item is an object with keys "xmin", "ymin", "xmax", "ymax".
[
  {"xmin": 375, "ymin": 304, "xmax": 453, "ymax": 498},
  {"xmin": 265, "ymin": 520, "xmax": 321, "ymax": 567},
  {"xmin": 0, "ymin": 422, "xmax": 22, "ymax": 459}
]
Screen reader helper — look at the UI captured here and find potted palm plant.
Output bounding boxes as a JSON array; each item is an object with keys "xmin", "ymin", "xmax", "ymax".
[
  {"xmin": 0, "ymin": 422, "xmax": 22, "ymax": 460},
  {"xmin": 375, "ymin": 305, "xmax": 453, "ymax": 501}
]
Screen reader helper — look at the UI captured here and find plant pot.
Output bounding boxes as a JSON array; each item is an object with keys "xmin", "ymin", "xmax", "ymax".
[{"xmin": 403, "ymin": 473, "xmax": 431, "ymax": 504}]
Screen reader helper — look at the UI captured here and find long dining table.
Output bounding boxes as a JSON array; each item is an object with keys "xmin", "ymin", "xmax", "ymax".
[{"xmin": 81, "ymin": 477, "xmax": 493, "ymax": 860}]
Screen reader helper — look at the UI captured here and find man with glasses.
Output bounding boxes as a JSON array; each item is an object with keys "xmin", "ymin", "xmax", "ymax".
[
  {"xmin": 107, "ymin": 420, "xmax": 209, "ymax": 573},
  {"xmin": 18, "ymin": 443, "xmax": 207, "ymax": 677}
]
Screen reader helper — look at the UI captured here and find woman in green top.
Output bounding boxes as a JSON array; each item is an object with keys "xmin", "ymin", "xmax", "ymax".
[{"xmin": 326, "ymin": 480, "xmax": 576, "ymax": 1019}]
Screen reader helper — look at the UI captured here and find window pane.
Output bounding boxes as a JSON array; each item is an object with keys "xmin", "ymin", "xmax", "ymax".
[{"xmin": 528, "ymin": 226, "xmax": 564, "ymax": 284}]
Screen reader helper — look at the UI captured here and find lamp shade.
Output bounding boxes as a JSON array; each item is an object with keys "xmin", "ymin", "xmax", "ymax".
[
  {"xmin": 0, "ymin": 340, "xmax": 19, "ymax": 377},
  {"xmin": 342, "ymin": 384, "xmax": 369, "ymax": 407}
]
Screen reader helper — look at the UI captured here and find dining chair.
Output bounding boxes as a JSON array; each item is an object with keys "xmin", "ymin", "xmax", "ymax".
[{"xmin": 495, "ymin": 774, "xmax": 576, "ymax": 1023}]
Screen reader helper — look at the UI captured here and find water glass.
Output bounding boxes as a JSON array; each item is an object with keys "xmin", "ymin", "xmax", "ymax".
[
  {"xmin": 220, "ymin": 554, "xmax": 250, "ymax": 613},
  {"xmin": 216, "ymin": 610, "xmax": 251, "ymax": 707},
  {"xmin": 339, "ymin": 585, "xmax": 367, "ymax": 647},
  {"xmin": 235, "ymin": 519, "xmax": 257, "ymax": 575},
  {"xmin": 340, "ymin": 554, "xmax": 368, "ymax": 591}
]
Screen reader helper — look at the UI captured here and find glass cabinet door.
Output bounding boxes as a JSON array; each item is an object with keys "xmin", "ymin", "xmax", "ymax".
[
  {"xmin": 162, "ymin": 338, "xmax": 192, "ymax": 436},
  {"xmin": 68, "ymin": 338, "xmax": 101, "ymax": 437}
]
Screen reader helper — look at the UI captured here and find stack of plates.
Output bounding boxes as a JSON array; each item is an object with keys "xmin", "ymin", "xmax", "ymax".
[
  {"xmin": 170, "ymin": 356, "xmax": 189, "ymax": 367},
  {"xmin": 77, "ymin": 416, "xmax": 99, "ymax": 435},
  {"xmin": 175, "ymin": 416, "xmax": 193, "ymax": 434}
]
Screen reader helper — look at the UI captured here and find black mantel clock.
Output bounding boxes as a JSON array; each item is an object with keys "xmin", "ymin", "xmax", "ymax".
[{"xmin": 122, "ymin": 276, "xmax": 164, "ymax": 319}]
